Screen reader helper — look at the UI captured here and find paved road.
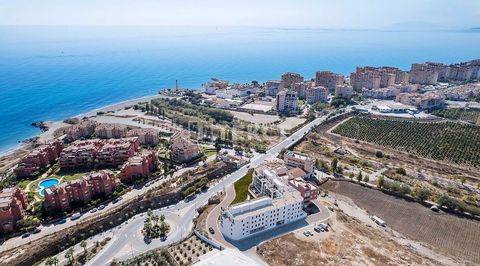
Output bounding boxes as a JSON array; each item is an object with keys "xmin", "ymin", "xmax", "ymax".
[{"xmin": 88, "ymin": 113, "xmax": 335, "ymax": 264}]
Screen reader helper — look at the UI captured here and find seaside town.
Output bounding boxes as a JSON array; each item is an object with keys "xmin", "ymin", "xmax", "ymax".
[{"xmin": 1, "ymin": 58, "xmax": 480, "ymax": 266}]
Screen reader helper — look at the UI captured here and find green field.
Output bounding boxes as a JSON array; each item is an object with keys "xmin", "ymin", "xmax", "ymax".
[
  {"xmin": 431, "ymin": 108, "xmax": 480, "ymax": 125},
  {"xmin": 333, "ymin": 117, "xmax": 480, "ymax": 167},
  {"xmin": 231, "ymin": 168, "xmax": 254, "ymax": 205}
]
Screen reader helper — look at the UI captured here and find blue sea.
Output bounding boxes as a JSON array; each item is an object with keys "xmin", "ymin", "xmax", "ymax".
[{"xmin": 0, "ymin": 26, "xmax": 479, "ymax": 154}]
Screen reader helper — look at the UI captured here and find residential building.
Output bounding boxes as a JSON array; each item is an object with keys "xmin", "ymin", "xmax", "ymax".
[
  {"xmin": 395, "ymin": 93, "xmax": 445, "ymax": 110},
  {"xmin": 350, "ymin": 71, "xmax": 381, "ymax": 91},
  {"xmin": 306, "ymin": 86, "xmax": 328, "ymax": 104},
  {"xmin": 291, "ymin": 82, "xmax": 311, "ymax": 100},
  {"xmin": 335, "ymin": 85, "xmax": 354, "ymax": 100},
  {"xmin": 284, "ymin": 151, "xmax": 314, "ymax": 176},
  {"xmin": 281, "ymin": 72, "xmax": 304, "ymax": 88},
  {"xmin": 362, "ymin": 87, "xmax": 400, "ymax": 99},
  {"xmin": 65, "ymin": 120, "xmax": 98, "ymax": 141},
  {"xmin": 409, "ymin": 63, "xmax": 440, "ymax": 85},
  {"xmin": 0, "ymin": 188, "xmax": 28, "ymax": 232},
  {"xmin": 276, "ymin": 91, "xmax": 298, "ymax": 113},
  {"xmin": 120, "ymin": 150, "xmax": 157, "ymax": 182},
  {"xmin": 204, "ymin": 80, "xmax": 229, "ymax": 95},
  {"xmin": 265, "ymin": 80, "xmax": 282, "ymax": 96},
  {"xmin": 315, "ymin": 71, "xmax": 344, "ymax": 92},
  {"xmin": 94, "ymin": 123, "xmax": 127, "ymax": 139},
  {"xmin": 219, "ymin": 191, "xmax": 306, "ymax": 240},
  {"xmin": 59, "ymin": 138, "xmax": 139, "ymax": 169},
  {"xmin": 288, "ymin": 177, "xmax": 319, "ymax": 206},
  {"xmin": 15, "ymin": 139, "xmax": 64, "ymax": 177},
  {"xmin": 170, "ymin": 130, "xmax": 200, "ymax": 163},
  {"xmin": 127, "ymin": 128, "xmax": 159, "ymax": 145},
  {"xmin": 44, "ymin": 170, "xmax": 116, "ymax": 211}
]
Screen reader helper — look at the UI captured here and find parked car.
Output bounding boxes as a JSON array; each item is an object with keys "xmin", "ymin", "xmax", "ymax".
[
  {"xmin": 303, "ymin": 231, "xmax": 309, "ymax": 237},
  {"xmin": 21, "ymin": 232, "xmax": 31, "ymax": 238},
  {"xmin": 55, "ymin": 218, "xmax": 67, "ymax": 225},
  {"xmin": 430, "ymin": 205, "xmax": 440, "ymax": 212},
  {"xmin": 71, "ymin": 212, "xmax": 82, "ymax": 221},
  {"xmin": 314, "ymin": 227, "xmax": 322, "ymax": 233},
  {"xmin": 112, "ymin": 197, "xmax": 122, "ymax": 204},
  {"xmin": 32, "ymin": 228, "xmax": 41, "ymax": 234},
  {"xmin": 307, "ymin": 231, "xmax": 314, "ymax": 236},
  {"xmin": 209, "ymin": 227, "xmax": 215, "ymax": 234},
  {"xmin": 90, "ymin": 208, "xmax": 98, "ymax": 213},
  {"xmin": 98, "ymin": 204, "xmax": 106, "ymax": 210}
]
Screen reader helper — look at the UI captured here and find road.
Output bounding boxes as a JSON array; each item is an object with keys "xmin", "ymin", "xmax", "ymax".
[{"xmin": 87, "ymin": 113, "xmax": 336, "ymax": 265}]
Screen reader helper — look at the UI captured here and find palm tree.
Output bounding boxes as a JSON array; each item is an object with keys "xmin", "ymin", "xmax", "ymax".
[
  {"xmin": 65, "ymin": 248, "xmax": 75, "ymax": 265},
  {"xmin": 80, "ymin": 240, "xmax": 88, "ymax": 255},
  {"xmin": 45, "ymin": 256, "xmax": 58, "ymax": 266}
]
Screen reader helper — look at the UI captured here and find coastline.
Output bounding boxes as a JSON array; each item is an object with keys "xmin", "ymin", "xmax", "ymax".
[{"xmin": 0, "ymin": 93, "xmax": 166, "ymax": 158}]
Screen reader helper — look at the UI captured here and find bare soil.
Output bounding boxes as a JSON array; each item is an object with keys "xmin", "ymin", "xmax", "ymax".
[{"xmin": 322, "ymin": 181, "xmax": 480, "ymax": 264}]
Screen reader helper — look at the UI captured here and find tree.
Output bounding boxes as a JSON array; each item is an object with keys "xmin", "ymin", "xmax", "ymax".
[
  {"xmin": 348, "ymin": 172, "xmax": 354, "ymax": 179},
  {"xmin": 331, "ymin": 158, "xmax": 338, "ymax": 174},
  {"xmin": 356, "ymin": 171, "xmax": 363, "ymax": 183},
  {"xmin": 80, "ymin": 240, "xmax": 88, "ymax": 255},
  {"xmin": 45, "ymin": 256, "xmax": 58, "ymax": 266},
  {"xmin": 377, "ymin": 175, "xmax": 385, "ymax": 188},
  {"xmin": 363, "ymin": 175, "xmax": 370, "ymax": 183},
  {"xmin": 437, "ymin": 194, "xmax": 457, "ymax": 210},
  {"xmin": 375, "ymin": 150, "xmax": 383, "ymax": 158},
  {"xmin": 65, "ymin": 248, "xmax": 75, "ymax": 265},
  {"xmin": 413, "ymin": 186, "xmax": 430, "ymax": 201}
]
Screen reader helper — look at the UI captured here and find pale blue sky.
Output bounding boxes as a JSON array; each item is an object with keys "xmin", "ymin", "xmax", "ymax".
[{"xmin": 0, "ymin": 0, "xmax": 479, "ymax": 28}]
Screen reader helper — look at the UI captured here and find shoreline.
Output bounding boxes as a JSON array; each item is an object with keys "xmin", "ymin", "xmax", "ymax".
[{"xmin": 0, "ymin": 93, "xmax": 167, "ymax": 158}]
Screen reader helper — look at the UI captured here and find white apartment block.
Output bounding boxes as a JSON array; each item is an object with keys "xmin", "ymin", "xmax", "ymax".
[
  {"xmin": 219, "ymin": 191, "xmax": 306, "ymax": 240},
  {"xmin": 276, "ymin": 91, "xmax": 298, "ymax": 113}
]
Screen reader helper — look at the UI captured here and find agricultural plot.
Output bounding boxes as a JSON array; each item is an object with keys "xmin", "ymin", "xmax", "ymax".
[
  {"xmin": 332, "ymin": 117, "xmax": 480, "ymax": 167},
  {"xmin": 431, "ymin": 108, "xmax": 480, "ymax": 125},
  {"xmin": 323, "ymin": 181, "xmax": 480, "ymax": 264}
]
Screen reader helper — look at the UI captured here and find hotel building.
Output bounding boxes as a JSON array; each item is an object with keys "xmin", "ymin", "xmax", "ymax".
[{"xmin": 0, "ymin": 188, "xmax": 28, "ymax": 232}]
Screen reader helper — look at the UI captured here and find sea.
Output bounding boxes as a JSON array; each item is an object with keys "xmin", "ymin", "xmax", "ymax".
[{"xmin": 1, "ymin": 26, "xmax": 479, "ymax": 155}]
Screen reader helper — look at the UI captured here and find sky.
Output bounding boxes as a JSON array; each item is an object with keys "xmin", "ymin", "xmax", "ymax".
[{"xmin": 0, "ymin": 0, "xmax": 479, "ymax": 28}]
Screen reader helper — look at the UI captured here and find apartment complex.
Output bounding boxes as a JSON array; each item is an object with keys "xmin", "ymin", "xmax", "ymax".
[
  {"xmin": 395, "ymin": 93, "xmax": 445, "ymax": 110},
  {"xmin": 291, "ymin": 82, "xmax": 312, "ymax": 100},
  {"xmin": 409, "ymin": 60, "xmax": 480, "ymax": 85},
  {"xmin": 284, "ymin": 151, "xmax": 314, "ymax": 175},
  {"xmin": 127, "ymin": 128, "xmax": 160, "ymax": 145},
  {"xmin": 335, "ymin": 85, "xmax": 354, "ymax": 100},
  {"xmin": 204, "ymin": 80, "xmax": 229, "ymax": 95},
  {"xmin": 59, "ymin": 138, "xmax": 139, "ymax": 169},
  {"xmin": 65, "ymin": 120, "xmax": 98, "ymax": 141},
  {"xmin": 306, "ymin": 86, "xmax": 328, "ymax": 104},
  {"xmin": 0, "ymin": 188, "xmax": 28, "ymax": 232},
  {"xmin": 219, "ymin": 192, "xmax": 306, "ymax": 240},
  {"xmin": 14, "ymin": 139, "xmax": 64, "ymax": 177},
  {"xmin": 315, "ymin": 71, "xmax": 344, "ymax": 92},
  {"xmin": 170, "ymin": 130, "xmax": 200, "ymax": 163},
  {"xmin": 362, "ymin": 87, "xmax": 400, "ymax": 99},
  {"xmin": 281, "ymin": 72, "xmax": 304, "ymax": 88},
  {"xmin": 276, "ymin": 91, "xmax": 298, "ymax": 113},
  {"xmin": 120, "ymin": 150, "xmax": 157, "ymax": 182},
  {"xmin": 44, "ymin": 170, "xmax": 116, "ymax": 211},
  {"xmin": 265, "ymin": 80, "xmax": 282, "ymax": 96},
  {"xmin": 94, "ymin": 123, "xmax": 128, "ymax": 139}
]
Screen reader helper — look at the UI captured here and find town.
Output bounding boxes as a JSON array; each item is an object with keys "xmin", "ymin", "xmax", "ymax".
[{"xmin": 1, "ymin": 58, "xmax": 480, "ymax": 266}]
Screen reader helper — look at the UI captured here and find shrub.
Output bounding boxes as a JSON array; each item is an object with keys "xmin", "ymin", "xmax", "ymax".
[{"xmin": 375, "ymin": 150, "xmax": 383, "ymax": 158}]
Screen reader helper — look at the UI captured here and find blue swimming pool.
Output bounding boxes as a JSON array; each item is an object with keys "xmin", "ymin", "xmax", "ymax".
[{"xmin": 38, "ymin": 178, "xmax": 60, "ymax": 197}]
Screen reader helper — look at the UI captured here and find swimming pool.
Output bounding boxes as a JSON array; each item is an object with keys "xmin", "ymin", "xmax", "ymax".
[{"xmin": 38, "ymin": 178, "xmax": 60, "ymax": 197}]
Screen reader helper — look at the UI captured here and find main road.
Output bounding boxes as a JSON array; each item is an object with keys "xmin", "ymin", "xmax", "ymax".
[{"xmin": 88, "ymin": 112, "xmax": 336, "ymax": 265}]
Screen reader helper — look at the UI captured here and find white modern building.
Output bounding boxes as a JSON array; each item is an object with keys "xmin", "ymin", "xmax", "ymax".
[{"xmin": 220, "ymin": 191, "xmax": 306, "ymax": 240}]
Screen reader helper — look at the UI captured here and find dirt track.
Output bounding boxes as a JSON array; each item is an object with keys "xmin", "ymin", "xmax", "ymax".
[{"xmin": 322, "ymin": 181, "xmax": 480, "ymax": 264}]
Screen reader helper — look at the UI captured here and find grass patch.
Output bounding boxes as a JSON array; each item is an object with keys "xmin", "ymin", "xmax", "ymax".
[
  {"xmin": 231, "ymin": 168, "xmax": 254, "ymax": 205},
  {"xmin": 205, "ymin": 151, "xmax": 217, "ymax": 157},
  {"xmin": 61, "ymin": 172, "xmax": 87, "ymax": 182}
]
